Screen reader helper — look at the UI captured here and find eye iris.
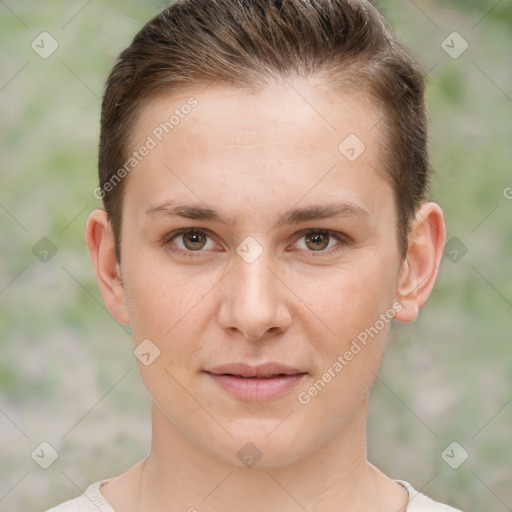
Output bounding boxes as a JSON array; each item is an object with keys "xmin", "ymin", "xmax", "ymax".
[
  {"xmin": 305, "ymin": 232, "xmax": 329, "ymax": 251},
  {"xmin": 183, "ymin": 231, "xmax": 207, "ymax": 250}
]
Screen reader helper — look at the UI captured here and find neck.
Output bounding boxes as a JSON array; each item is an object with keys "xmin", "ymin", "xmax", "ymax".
[{"xmin": 136, "ymin": 398, "xmax": 400, "ymax": 511}]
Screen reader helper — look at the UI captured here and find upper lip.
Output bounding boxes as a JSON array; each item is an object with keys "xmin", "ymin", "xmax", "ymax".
[{"xmin": 206, "ymin": 362, "xmax": 306, "ymax": 378}]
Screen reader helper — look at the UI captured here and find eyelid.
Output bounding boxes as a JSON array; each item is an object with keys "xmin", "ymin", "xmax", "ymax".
[{"xmin": 162, "ymin": 227, "xmax": 350, "ymax": 257}]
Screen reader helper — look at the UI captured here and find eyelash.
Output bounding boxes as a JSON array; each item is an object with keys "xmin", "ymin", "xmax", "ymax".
[{"xmin": 162, "ymin": 228, "xmax": 349, "ymax": 258}]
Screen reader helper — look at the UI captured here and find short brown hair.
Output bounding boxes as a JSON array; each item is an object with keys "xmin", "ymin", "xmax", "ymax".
[{"xmin": 98, "ymin": 0, "xmax": 430, "ymax": 262}]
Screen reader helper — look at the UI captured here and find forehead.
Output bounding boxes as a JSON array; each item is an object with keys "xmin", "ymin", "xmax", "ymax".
[
  {"xmin": 125, "ymin": 78, "xmax": 392, "ymax": 226},
  {"xmin": 133, "ymin": 78, "xmax": 381, "ymax": 155}
]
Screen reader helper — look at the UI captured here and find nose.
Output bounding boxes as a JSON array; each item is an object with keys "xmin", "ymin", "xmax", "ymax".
[{"xmin": 217, "ymin": 249, "xmax": 292, "ymax": 342}]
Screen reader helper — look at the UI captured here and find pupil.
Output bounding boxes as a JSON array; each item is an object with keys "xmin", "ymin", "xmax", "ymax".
[
  {"xmin": 307, "ymin": 232, "xmax": 328, "ymax": 250},
  {"xmin": 185, "ymin": 232, "xmax": 205, "ymax": 249}
]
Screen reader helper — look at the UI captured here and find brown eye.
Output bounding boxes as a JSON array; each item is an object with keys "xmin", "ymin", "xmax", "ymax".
[
  {"xmin": 164, "ymin": 228, "xmax": 217, "ymax": 256},
  {"xmin": 294, "ymin": 229, "xmax": 348, "ymax": 256},
  {"xmin": 304, "ymin": 231, "xmax": 330, "ymax": 251},
  {"xmin": 181, "ymin": 230, "xmax": 208, "ymax": 251}
]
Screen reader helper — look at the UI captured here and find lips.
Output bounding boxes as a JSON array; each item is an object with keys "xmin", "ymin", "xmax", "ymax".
[
  {"xmin": 204, "ymin": 362, "xmax": 307, "ymax": 401},
  {"xmin": 206, "ymin": 362, "xmax": 305, "ymax": 378}
]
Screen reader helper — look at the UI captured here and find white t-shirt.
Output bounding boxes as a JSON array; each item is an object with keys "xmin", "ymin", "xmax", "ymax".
[{"xmin": 44, "ymin": 478, "xmax": 463, "ymax": 511}]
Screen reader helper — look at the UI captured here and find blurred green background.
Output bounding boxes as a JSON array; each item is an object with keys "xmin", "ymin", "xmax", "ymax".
[{"xmin": 1, "ymin": 1, "xmax": 511, "ymax": 510}]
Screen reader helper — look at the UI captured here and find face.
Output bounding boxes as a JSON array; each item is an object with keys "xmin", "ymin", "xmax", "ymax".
[{"xmin": 108, "ymin": 78, "xmax": 407, "ymax": 466}]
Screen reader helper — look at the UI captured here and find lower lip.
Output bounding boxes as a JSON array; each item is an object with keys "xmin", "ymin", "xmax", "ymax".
[{"xmin": 206, "ymin": 372, "xmax": 307, "ymax": 401}]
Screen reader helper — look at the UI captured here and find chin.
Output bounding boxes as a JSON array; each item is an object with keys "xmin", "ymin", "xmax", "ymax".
[{"xmin": 203, "ymin": 420, "xmax": 313, "ymax": 469}]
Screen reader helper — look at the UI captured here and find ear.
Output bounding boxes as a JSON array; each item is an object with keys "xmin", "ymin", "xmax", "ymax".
[
  {"xmin": 394, "ymin": 202, "xmax": 446, "ymax": 323},
  {"xmin": 84, "ymin": 209, "xmax": 130, "ymax": 325}
]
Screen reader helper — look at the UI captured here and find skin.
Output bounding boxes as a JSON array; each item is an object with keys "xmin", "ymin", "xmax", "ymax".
[{"xmin": 85, "ymin": 77, "xmax": 445, "ymax": 511}]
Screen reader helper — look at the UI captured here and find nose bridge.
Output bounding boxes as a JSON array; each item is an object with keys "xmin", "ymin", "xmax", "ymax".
[{"xmin": 218, "ymin": 243, "xmax": 290, "ymax": 340}]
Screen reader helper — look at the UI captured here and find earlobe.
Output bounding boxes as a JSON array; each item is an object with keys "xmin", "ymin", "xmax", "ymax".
[
  {"xmin": 84, "ymin": 209, "xmax": 130, "ymax": 325},
  {"xmin": 393, "ymin": 202, "xmax": 446, "ymax": 323}
]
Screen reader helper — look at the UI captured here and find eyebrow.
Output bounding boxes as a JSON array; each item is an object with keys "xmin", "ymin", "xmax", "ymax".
[{"xmin": 145, "ymin": 200, "xmax": 370, "ymax": 229}]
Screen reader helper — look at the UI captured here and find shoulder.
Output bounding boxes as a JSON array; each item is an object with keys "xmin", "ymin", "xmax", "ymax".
[
  {"xmin": 396, "ymin": 480, "xmax": 464, "ymax": 512},
  {"xmin": 43, "ymin": 479, "xmax": 115, "ymax": 512}
]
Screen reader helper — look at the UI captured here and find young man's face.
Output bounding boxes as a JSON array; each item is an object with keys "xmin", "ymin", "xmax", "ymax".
[{"xmin": 87, "ymin": 78, "xmax": 443, "ymax": 467}]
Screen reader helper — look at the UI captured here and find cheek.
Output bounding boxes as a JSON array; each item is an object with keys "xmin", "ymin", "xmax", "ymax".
[
  {"xmin": 301, "ymin": 259, "xmax": 398, "ymax": 402},
  {"xmin": 125, "ymin": 264, "xmax": 216, "ymax": 374},
  {"xmin": 125, "ymin": 258, "xmax": 198, "ymax": 334},
  {"xmin": 313, "ymin": 259, "xmax": 396, "ymax": 336},
  {"xmin": 297, "ymin": 272, "xmax": 395, "ymax": 415}
]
